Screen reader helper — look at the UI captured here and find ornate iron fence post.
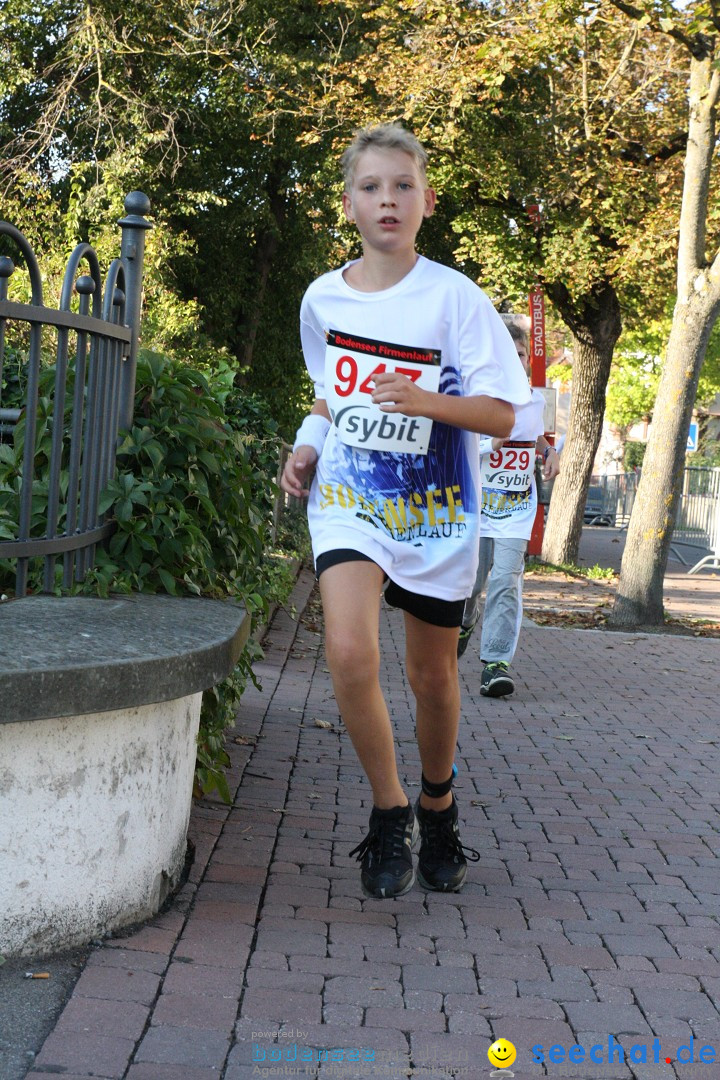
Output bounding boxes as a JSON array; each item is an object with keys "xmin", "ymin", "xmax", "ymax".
[
  {"xmin": 118, "ymin": 191, "xmax": 152, "ymax": 431},
  {"xmin": 0, "ymin": 193, "xmax": 151, "ymax": 596}
]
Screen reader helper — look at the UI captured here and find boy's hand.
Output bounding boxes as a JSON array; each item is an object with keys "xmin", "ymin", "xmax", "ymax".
[
  {"xmin": 371, "ymin": 371, "xmax": 428, "ymax": 415},
  {"xmin": 491, "ymin": 437, "xmax": 507, "ymax": 451},
  {"xmin": 542, "ymin": 447, "xmax": 561, "ymax": 480},
  {"xmin": 281, "ymin": 446, "xmax": 317, "ymax": 497}
]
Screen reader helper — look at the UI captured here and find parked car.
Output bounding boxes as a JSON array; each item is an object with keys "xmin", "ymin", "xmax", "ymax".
[{"xmin": 584, "ymin": 482, "xmax": 613, "ymax": 525}]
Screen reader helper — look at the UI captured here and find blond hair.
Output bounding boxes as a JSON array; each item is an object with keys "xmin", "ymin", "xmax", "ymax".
[{"xmin": 341, "ymin": 123, "xmax": 428, "ymax": 187}]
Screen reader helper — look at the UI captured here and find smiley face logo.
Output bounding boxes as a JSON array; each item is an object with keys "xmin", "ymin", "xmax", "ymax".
[{"xmin": 488, "ymin": 1039, "xmax": 517, "ymax": 1070}]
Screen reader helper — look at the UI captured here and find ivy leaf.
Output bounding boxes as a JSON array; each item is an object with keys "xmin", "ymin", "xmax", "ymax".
[{"xmin": 157, "ymin": 567, "xmax": 177, "ymax": 594}]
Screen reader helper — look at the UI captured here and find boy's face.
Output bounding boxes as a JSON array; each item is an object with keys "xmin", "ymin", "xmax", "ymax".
[
  {"xmin": 342, "ymin": 147, "xmax": 435, "ymax": 254},
  {"xmin": 515, "ymin": 339, "xmax": 531, "ymax": 377}
]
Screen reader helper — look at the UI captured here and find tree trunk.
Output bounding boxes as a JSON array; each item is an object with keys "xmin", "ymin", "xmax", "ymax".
[
  {"xmin": 610, "ymin": 52, "xmax": 720, "ymax": 625},
  {"xmin": 611, "ymin": 296, "xmax": 719, "ymax": 623},
  {"xmin": 237, "ymin": 227, "xmax": 278, "ymax": 371},
  {"xmin": 541, "ymin": 280, "xmax": 622, "ymax": 565},
  {"xmin": 233, "ymin": 173, "xmax": 286, "ymax": 380}
]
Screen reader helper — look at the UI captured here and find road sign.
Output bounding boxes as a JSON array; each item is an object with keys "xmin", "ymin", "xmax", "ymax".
[
  {"xmin": 687, "ymin": 421, "xmax": 698, "ymax": 453},
  {"xmin": 536, "ymin": 386, "xmax": 557, "ymax": 434}
]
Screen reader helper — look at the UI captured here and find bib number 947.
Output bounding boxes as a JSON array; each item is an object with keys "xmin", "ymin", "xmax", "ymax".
[
  {"xmin": 325, "ymin": 333, "xmax": 440, "ymax": 455},
  {"xmin": 334, "ymin": 357, "xmax": 423, "ymax": 397}
]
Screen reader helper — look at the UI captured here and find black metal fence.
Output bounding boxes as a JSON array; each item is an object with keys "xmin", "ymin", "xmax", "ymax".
[
  {"xmin": 583, "ymin": 472, "xmax": 639, "ymax": 526},
  {"xmin": 675, "ymin": 466, "xmax": 720, "ymax": 572},
  {"xmin": 583, "ymin": 466, "xmax": 720, "ymax": 573},
  {"xmin": 0, "ymin": 192, "xmax": 151, "ymax": 597}
]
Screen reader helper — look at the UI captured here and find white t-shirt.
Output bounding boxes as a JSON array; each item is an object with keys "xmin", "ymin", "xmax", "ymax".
[
  {"xmin": 300, "ymin": 255, "xmax": 531, "ymax": 601},
  {"xmin": 479, "ymin": 388, "xmax": 546, "ymax": 541}
]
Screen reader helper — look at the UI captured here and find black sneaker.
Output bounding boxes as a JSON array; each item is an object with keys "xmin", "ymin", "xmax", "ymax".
[
  {"xmin": 457, "ymin": 620, "xmax": 477, "ymax": 659},
  {"xmin": 480, "ymin": 661, "xmax": 514, "ymax": 697},
  {"xmin": 415, "ymin": 798, "xmax": 480, "ymax": 892},
  {"xmin": 349, "ymin": 803, "xmax": 418, "ymax": 899}
]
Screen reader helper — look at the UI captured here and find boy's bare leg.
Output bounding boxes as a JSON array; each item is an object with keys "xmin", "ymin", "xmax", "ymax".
[
  {"xmin": 318, "ymin": 561, "xmax": 408, "ymax": 810},
  {"xmin": 404, "ymin": 613, "xmax": 478, "ymax": 891},
  {"xmin": 403, "ymin": 614, "xmax": 460, "ymax": 812}
]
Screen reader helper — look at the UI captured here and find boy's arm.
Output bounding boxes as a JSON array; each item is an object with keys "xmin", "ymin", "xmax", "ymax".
[
  {"xmin": 280, "ymin": 400, "xmax": 331, "ymax": 497},
  {"xmin": 371, "ymin": 372, "xmax": 514, "ymax": 437}
]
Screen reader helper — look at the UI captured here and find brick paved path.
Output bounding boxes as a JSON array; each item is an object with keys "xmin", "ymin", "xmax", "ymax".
[{"xmin": 28, "ymin": 567, "xmax": 720, "ymax": 1080}]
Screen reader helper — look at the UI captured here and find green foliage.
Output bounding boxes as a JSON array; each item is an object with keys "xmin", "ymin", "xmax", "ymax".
[
  {"xmin": 599, "ymin": 310, "xmax": 720, "ymax": 435},
  {"xmin": 0, "ymin": 0, "xmax": 349, "ymax": 438},
  {"xmin": 0, "ymin": 356, "xmax": 75, "ymax": 554},
  {"xmin": 623, "ymin": 441, "xmax": 646, "ymax": 472},
  {"xmin": 0, "ymin": 344, "xmax": 27, "ymax": 410},
  {"xmin": 695, "ymin": 416, "xmax": 720, "ymax": 466},
  {"xmin": 5, "ymin": 0, "xmax": 705, "ymax": 444},
  {"xmin": 605, "ymin": 349, "xmax": 660, "ymax": 431},
  {"xmin": 696, "ymin": 442, "xmax": 720, "ymax": 467},
  {"xmin": 583, "ymin": 563, "xmax": 616, "ymax": 582},
  {"xmin": 526, "ymin": 558, "xmax": 616, "ymax": 581},
  {"xmin": 85, "ymin": 349, "xmax": 273, "ymax": 598},
  {"xmin": 698, "ymin": 318, "xmax": 720, "ymax": 408}
]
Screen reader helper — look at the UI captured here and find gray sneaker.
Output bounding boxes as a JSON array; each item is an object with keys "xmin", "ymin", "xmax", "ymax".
[{"xmin": 480, "ymin": 661, "xmax": 514, "ymax": 697}]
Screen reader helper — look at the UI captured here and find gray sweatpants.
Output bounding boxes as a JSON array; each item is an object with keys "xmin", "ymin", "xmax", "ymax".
[{"xmin": 462, "ymin": 536, "xmax": 527, "ymax": 664}]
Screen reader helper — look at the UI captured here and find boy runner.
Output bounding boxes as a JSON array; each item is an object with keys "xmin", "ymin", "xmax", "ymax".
[
  {"xmin": 457, "ymin": 323, "xmax": 561, "ymax": 696},
  {"xmin": 281, "ymin": 123, "xmax": 530, "ymax": 899}
]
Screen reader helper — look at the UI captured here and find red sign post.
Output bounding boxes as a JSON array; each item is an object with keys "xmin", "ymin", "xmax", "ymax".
[
  {"xmin": 529, "ymin": 285, "xmax": 546, "ymax": 387},
  {"xmin": 528, "ymin": 285, "xmax": 548, "ymax": 556}
]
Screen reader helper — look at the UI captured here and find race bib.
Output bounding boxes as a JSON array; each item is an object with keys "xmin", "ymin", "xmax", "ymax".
[
  {"xmin": 481, "ymin": 440, "xmax": 535, "ymax": 493},
  {"xmin": 325, "ymin": 329, "xmax": 441, "ymax": 454}
]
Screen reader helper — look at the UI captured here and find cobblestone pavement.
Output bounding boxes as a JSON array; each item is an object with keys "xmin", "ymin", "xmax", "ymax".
[{"xmin": 24, "ymin": 563, "xmax": 720, "ymax": 1080}]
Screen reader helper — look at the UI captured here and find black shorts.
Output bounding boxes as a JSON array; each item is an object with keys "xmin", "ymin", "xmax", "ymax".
[{"xmin": 315, "ymin": 549, "xmax": 464, "ymax": 629}]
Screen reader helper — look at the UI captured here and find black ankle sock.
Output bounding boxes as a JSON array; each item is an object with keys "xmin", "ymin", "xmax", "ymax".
[{"xmin": 421, "ymin": 772, "xmax": 454, "ymax": 799}]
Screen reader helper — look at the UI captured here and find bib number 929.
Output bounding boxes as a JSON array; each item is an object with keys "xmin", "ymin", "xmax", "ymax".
[{"xmin": 488, "ymin": 448, "xmax": 532, "ymax": 470}]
